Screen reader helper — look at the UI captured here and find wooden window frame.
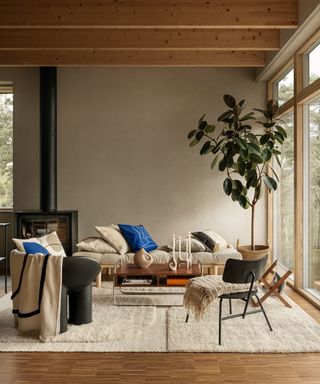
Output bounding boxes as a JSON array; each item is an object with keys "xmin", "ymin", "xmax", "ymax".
[{"xmin": 268, "ymin": 28, "xmax": 320, "ymax": 307}]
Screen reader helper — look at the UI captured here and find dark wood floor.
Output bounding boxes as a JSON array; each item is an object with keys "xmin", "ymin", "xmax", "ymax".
[{"xmin": 0, "ymin": 276, "xmax": 320, "ymax": 384}]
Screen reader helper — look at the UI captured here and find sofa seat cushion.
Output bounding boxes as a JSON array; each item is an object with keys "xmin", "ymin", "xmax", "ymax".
[
  {"xmin": 73, "ymin": 248, "xmax": 241, "ymax": 267},
  {"xmin": 72, "ymin": 249, "xmax": 171, "ymax": 265},
  {"xmin": 190, "ymin": 248, "xmax": 242, "ymax": 265},
  {"xmin": 126, "ymin": 249, "xmax": 171, "ymax": 264},
  {"xmin": 73, "ymin": 251, "xmax": 121, "ymax": 265}
]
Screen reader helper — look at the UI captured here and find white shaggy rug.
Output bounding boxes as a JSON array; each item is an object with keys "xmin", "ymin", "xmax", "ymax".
[
  {"xmin": 0, "ymin": 283, "xmax": 320, "ymax": 353},
  {"xmin": 168, "ymin": 298, "xmax": 320, "ymax": 352}
]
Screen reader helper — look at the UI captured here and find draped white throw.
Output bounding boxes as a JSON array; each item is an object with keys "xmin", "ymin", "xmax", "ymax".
[
  {"xmin": 183, "ymin": 275, "xmax": 254, "ymax": 320},
  {"xmin": 10, "ymin": 251, "xmax": 63, "ymax": 340}
]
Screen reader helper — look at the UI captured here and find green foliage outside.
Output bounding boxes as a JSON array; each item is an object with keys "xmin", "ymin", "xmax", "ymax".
[
  {"xmin": 276, "ymin": 72, "xmax": 320, "ymax": 291},
  {"xmin": 277, "ymin": 113, "xmax": 294, "ymax": 270},
  {"xmin": 278, "ymin": 69, "xmax": 294, "ymax": 106},
  {"xmin": 309, "ymin": 96, "xmax": 320, "ymax": 291},
  {"xmin": 0, "ymin": 93, "xmax": 13, "ymax": 208}
]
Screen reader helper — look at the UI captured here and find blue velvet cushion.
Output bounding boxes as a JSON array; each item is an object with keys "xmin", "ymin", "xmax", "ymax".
[
  {"xmin": 23, "ymin": 242, "xmax": 50, "ymax": 255},
  {"xmin": 118, "ymin": 224, "xmax": 158, "ymax": 252}
]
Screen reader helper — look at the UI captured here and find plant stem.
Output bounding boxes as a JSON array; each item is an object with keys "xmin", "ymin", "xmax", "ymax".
[{"xmin": 251, "ymin": 201, "xmax": 255, "ymax": 251}]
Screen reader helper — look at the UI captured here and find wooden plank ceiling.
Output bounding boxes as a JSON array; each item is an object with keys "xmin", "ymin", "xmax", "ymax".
[{"xmin": 0, "ymin": 0, "xmax": 298, "ymax": 67}]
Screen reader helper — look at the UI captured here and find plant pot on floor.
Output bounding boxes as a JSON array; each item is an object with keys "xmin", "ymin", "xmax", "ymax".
[{"xmin": 237, "ymin": 240, "xmax": 271, "ymax": 261}]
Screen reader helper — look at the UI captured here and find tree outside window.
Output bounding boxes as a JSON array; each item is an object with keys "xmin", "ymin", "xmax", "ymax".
[{"xmin": 0, "ymin": 92, "xmax": 13, "ymax": 208}]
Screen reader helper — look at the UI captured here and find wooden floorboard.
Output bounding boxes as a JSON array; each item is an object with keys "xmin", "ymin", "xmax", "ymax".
[{"xmin": 0, "ymin": 276, "xmax": 319, "ymax": 384}]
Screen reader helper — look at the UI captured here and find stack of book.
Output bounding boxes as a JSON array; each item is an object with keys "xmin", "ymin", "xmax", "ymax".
[{"xmin": 121, "ymin": 278, "xmax": 152, "ymax": 285}]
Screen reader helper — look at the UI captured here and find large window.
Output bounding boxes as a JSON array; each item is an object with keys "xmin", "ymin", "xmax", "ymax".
[
  {"xmin": 268, "ymin": 29, "xmax": 320, "ymax": 306},
  {"xmin": 274, "ymin": 112, "xmax": 294, "ymax": 270},
  {"xmin": 0, "ymin": 90, "xmax": 13, "ymax": 208},
  {"xmin": 305, "ymin": 97, "xmax": 320, "ymax": 297}
]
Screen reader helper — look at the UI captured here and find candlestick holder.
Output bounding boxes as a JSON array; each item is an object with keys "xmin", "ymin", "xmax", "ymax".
[
  {"xmin": 170, "ymin": 233, "xmax": 193, "ymax": 270},
  {"xmin": 168, "ymin": 253, "xmax": 178, "ymax": 271}
]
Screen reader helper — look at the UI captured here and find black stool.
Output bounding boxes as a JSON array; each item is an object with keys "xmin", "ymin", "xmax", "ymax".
[{"xmin": 60, "ymin": 257, "xmax": 101, "ymax": 333}]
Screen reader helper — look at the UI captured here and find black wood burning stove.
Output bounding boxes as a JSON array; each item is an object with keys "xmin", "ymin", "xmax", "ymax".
[{"xmin": 14, "ymin": 67, "xmax": 78, "ymax": 255}]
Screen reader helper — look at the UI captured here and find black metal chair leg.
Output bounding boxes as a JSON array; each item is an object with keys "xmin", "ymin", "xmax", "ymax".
[
  {"xmin": 255, "ymin": 294, "xmax": 273, "ymax": 331},
  {"xmin": 242, "ymin": 297, "xmax": 250, "ymax": 318},
  {"xmin": 229, "ymin": 299, "xmax": 232, "ymax": 314},
  {"xmin": 219, "ymin": 298, "xmax": 223, "ymax": 345},
  {"xmin": 185, "ymin": 313, "xmax": 189, "ymax": 323}
]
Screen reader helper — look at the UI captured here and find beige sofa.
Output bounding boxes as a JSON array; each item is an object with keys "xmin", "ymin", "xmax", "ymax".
[{"xmin": 72, "ymin": 246, "xmax": 242, "ymax": 287}]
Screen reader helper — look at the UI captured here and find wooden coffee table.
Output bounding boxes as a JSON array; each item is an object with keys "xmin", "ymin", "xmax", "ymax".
[{"xmin": 113, "ymin": 261, "xmax": 203, "ymax": 305}]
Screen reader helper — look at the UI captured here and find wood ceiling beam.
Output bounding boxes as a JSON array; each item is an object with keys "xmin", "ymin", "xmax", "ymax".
[
  {"xmin": 0, "ymin": 1, "xmax": 298, "ymax": 29},
  {"xmin": 0, "ymin": 28, "xmax": 280, "ymax": 51},
  {"xmin": 0, "ymin": 50, "xmax": 266, "ymax": 67}
]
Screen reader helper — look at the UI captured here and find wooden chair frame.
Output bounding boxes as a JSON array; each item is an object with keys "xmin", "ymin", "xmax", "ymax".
[{"xmin": 253, "ymin": 260, "xmax": 293, "ymax": 308}]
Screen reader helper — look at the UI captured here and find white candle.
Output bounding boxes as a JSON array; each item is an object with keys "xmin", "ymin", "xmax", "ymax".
[
  {"xmin": 173, "ymin": 234, "xmax": 176, "ymax": 259},
  {"xmin": 178, "ymin": 235, "xmax": 181, "ymax": 259},
  {"xmin": 188, "ymin": 232, "xmax": 191, "ymax": 256}
]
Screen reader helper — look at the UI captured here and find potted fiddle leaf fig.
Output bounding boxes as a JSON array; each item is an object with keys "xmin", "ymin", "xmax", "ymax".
[{"xmin": 188, "ymin": 94, "xmax": 287, "ymax": 259}]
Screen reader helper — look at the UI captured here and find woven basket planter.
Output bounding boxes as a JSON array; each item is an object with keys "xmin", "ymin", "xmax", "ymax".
[{"xmin": 236, "ymin": 240, "xmax": 270, "ymax": 261}]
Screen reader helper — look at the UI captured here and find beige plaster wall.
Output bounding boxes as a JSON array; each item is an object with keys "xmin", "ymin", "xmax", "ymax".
[
  {"xmin": 0, "ymin": 67, "xmax": 267, "ymax": 248},
  {"xmin": 57, "ymin": 68, "xmax": 267, "ymax": 246}
]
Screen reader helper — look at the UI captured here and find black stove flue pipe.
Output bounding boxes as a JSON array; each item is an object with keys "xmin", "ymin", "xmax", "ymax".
[{"xmin": 40, "ymin": 67, "xmax": 57, "ymax": 212}]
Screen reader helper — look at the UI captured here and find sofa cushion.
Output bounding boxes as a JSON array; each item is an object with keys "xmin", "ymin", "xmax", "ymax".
[
  {"xmin": 77, "ymin": 237, "xmax": 117, "ymax": 254},
  {"xmin": 72, "ymin": 249, "xmax": 171, "ymax": 265},
  {"xmin": 192, "ymin": 230, "xmax": 228, "ymax": 252},
  {"xmin": 95, "ymin": 225, "xmax": 129, "ymax": 254},
  {"xmin": 191, "ymin": 232, "xmax": 217, "ymax": 252},
  {"xmin": 202, "ymin": 230, "xmax": 228, "ymax": 251},
  {"xmin": 73, "ymin": 251, "xmax": 120, "ymax": 265},
  {"xmin": 126, "ymin": 249, "xmax": 170, "ymax": 264},
  {"xmin": 167, "ymin": 237, "xmax": 206, "ymax": 252},
  {"xmin": 191, "ymin": 248, "xmax": 242, "ymax": 265},
  {"xmin": 118, "ymin": 224, "xmax": 158, "ymax": 252},
  {"xmin": 73, "ymin": 247, "xmax": 241, "ymax": 267}
]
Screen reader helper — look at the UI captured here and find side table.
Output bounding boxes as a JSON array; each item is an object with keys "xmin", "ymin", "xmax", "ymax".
[{"xmin": 0, "ymin": 223, "xmax": 10, "ymax": 293}]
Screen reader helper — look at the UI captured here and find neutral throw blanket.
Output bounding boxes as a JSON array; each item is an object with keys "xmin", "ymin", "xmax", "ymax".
[
  {"xmin": 183, "ymin": 275, "xmax": 254, "ymax": 320},
  {"xmin": 10, "ymin": 250, "xmax": 63, "ymax": 340}
]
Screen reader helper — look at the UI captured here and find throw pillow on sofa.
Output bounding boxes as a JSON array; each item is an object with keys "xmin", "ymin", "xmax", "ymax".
[
  {"xmin": 95, "ymin": 225, "xmax": 130, "ymax": 254},
  {"xmin": 192, "ymin": 230, "xmax": 228, "ymax": 253},
  {"xmin": 118, "ymin": 224, "xmax": 158, "ymax": 253},
  {"xmin": 191, "ymin": 232, "xmax": 217, "ymax": 252},
  {"xmin": 167, "ymin": 237, "xmax": 206, "ymax": 252},
  {"xmin": 13, "ymin": 231, "xmax": 66, "ymax": 257},
  {"xmin": 203, "ymin": 230, "xmax": 228, "ymax": 251},
  {"xmin": 77, "ymin": 237, "xmax": 118, "ymax": 254}
]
